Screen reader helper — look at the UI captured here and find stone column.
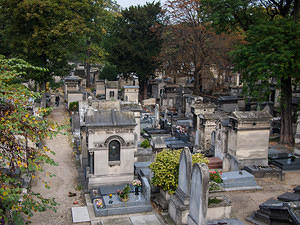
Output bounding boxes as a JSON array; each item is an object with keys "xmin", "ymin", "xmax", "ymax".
[
  {"xmin": 188, "ymin": 163, "xmax": 209, "ymax": 225},
  {"xmin": 295, "ymin": 112, "xmax": 300, "ymax": 144},
  {"xmin": 89, "ymin": 152, "xmax": 94, "ymax": 174},
  {"xmin": 155, "ymin": 104, "xmax": 160, "ymax": 128}
]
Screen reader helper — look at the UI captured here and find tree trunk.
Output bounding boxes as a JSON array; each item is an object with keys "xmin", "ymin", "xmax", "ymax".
[
  {"xmin": 280, "ymin": 76, "xmax": 294, "ymax": 145},
  {"xmin": 86, "ymin": 62, "xmax": 90, "ymax": 88},
  {"xmin": 193, "ymin": 69, "xmax": 201, "ymax": 95}
]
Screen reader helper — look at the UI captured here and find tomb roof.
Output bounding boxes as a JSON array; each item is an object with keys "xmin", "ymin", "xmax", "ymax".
[
  {"xmin": 123, "ymin": 85, "xmax": 139, "ymax": 89},
  {"xmin": 64, "ymin": 75, "xmax": 82, "ymax": 81},
  {"xmin": 85, "ymin": 110, "xmax": 136, "ymax": 127},
  {"xmin": 231, "ymin": 111, "xmax": 272, "ymax": 121},
  {"xmin": 106, "ymin": 81, "xmax": 118, "ymax": 89}
]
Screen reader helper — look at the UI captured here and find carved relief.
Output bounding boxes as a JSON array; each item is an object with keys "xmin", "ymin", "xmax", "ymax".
[{"xmin": 104, "ymin": 135, "xmax": 126, "ymax": 146}]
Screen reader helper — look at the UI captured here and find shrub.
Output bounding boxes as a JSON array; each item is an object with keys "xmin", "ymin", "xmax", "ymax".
[
  {"xmin": 209, "ymin": 170, "xmax": 222, "ymax": 183},
  {"xmin": 140, "ymin": 139, "xmax": 150, "ymax": 148},
  {"xmin": 150, "ymin": 149, "xmax": 209, "ymax": 194},
  {"xmin": 69, "ymin": 101, "xmax": 79, "ymax": 112}
]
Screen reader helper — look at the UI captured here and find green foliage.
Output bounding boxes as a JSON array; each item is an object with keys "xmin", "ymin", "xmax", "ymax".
[
  {"xmin": 99, "ymin": 64, "xmax": 119, "ymax": 81},
  {"xmin": 150, "ymin": 149, "xmax": 209, "ymax": 194},
  {"xmin": 0, "ymin": 0, "xmax": 118, "ymax": 84},
  {"xmin": 208, "ymin": 197, "xmax": 222, "ymax": 206},
  {"xmin": 0, "ymin": 57, "xmax": 63, "ymax": 224},
  {"xmin": 104, "ymin": 2, "xmax": 163, "ymax": 82},
  {"xmin": 209, "ymin": 170, "xmax": 222, "ymax": 183},
  {"xmin": 232, "ymin": 19, "xmax": 300, "ymax": 100},
  {"xmin": 69, "ymin": 102, "xmax": 79, "ymax": 112},
  {"xmin": 117, "ymin": 184, "xmax": 131, "ymax": 199},
  {"xmin": 140, "ymin": 139, "xmax": 150, "ymax": 148}
]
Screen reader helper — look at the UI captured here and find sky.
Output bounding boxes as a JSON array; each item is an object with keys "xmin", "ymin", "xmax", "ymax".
[{"xmin": 117, "ymin": 0, "xmax": 166, "ymax": 9}]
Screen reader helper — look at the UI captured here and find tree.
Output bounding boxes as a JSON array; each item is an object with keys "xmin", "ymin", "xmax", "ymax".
[
  {"xmin": 0, "ymin": 0, "xmax": 115, "ymax": 87},
  {"xmin": 161, "ymin": 0, "xmax": 238, "ymax": 94},
  {"xmin": 202, "ymin": 0, "xmax": 300, "ymax": 144},
  {"xmin": 0, "ymin": 57, "xmax": 62, "ymax": 224},
  {"xmin": 99, "ymin": 64, "xmax": 119, "ymax": 81},
  {"xmin": 104, "ymin": 2, "xmax": 163, "ymax": 85}
]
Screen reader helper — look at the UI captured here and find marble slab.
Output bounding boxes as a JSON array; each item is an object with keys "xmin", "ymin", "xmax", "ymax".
[{"xmin": 72, "ymin": 206, "xmax": 90, "ymax": 223}]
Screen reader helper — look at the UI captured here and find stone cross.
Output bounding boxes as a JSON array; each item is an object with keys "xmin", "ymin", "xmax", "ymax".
[
  {"xmin": 177, "ymin": 147, "xmax": 192, "ymax": 204},
  {"xmin": 188, "ymin": 163, "xmax": 209, "ymax": 225}
]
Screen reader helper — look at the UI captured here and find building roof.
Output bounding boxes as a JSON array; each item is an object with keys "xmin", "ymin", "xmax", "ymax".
[
  {"xmin": 106, "ymin": 81, "xmax": 118, "ymax": 89},
  {"xmin": 231, "ymin": 111, "xmax": 272, "ymax": 121},
  {"xmin": 64, "ymin": 75, "xmax": 82, "ymax": 81},
  {"xmin": 85, "ymin": 110, "xmax": 136, "ymax": 127},
  {"xmin": 123, "ymin": 85, "xmax": 139, "ymax": 89}
]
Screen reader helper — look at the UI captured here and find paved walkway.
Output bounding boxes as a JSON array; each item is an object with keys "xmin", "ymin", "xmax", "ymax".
[{"xmin": 30, "ymin": 99, "xmax": 87, "ymax": 225}]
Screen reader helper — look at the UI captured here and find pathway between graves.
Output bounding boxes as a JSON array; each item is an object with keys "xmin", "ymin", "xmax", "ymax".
[{"xmin": 30, "ymin": 98, "xmax": 88, "ymax": 225}]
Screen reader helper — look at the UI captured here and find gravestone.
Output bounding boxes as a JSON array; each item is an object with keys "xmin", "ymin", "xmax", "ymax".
[
  {"xmin": 187, "ymin": 163, "xmax": 209, "ymax": 225},
  {"xmin": 169, "ymin": 147, "xmax": 192, "ymax": 225}
]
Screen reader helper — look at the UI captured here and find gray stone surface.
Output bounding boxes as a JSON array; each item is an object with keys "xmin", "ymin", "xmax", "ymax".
[
  {"xmin": 221, "ymin": 170, "xmax": 259, "ymax": 190},
  {"xmin": 188, "ymin": 163, "xmax": 209, "ymax": 225},
  {"xmin": 71, "ymin": 206, "xmax": 90, "ymax": 223},
  {"xmin": 101, "ymin": 217, "xmax": 132, "ymax": 225},
  {"xmin": 177, "ymin": 147, "xmax": 192, "ymax": 204},
  {"xmin": 130, "ymin": 214, "xmax": 161, "ymax": 225},
  {"xmin": 169, "ymin": 147, "xmax": 193, "ymax": 225},
  {"xmin": 208, "ymin": 219, "xmax": 246, "ymax": 225}
]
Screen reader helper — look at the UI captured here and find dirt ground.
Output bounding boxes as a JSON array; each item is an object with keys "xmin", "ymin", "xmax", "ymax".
[
  {"xmin": 30, "ymin": 99, "xmax": 88, "ymax": 225},
  {"xmin": 227, "ymin": 171, "xmax": 300, "ymax": 224}
]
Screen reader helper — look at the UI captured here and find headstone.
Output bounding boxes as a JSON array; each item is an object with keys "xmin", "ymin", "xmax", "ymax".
[
  {"xmin": 164, "ymin": 109, "xmax": 168, "ymax": 120},
  {"xmin": 187, "ymin": 163, "xmax": 209, "ymax": 225},
  {"xmin": 169, "ymin": 147, "xmax": 192, "ymax": 225}
]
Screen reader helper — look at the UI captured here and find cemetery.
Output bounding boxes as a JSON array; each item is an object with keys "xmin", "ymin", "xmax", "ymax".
[{"xmin": 62, "ymin": 68, "xmax": 300, "ymax": 225}]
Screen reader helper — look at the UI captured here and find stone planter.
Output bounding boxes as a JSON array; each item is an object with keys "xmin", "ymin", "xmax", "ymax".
[
  {"xmin": 207, "ymin": 195, "xmax": 232, "ymax": 221},
  {"xmin": 160, "ymin": 189, "xmax": 171, "ymax": 201}
]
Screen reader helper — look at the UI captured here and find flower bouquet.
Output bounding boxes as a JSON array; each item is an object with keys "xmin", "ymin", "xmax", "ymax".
[
  {"xmin": 95, "ymin": 198, "xmax": 104, "ymax": 209},
  {"xmin": 117, "ymin": 184, "xmax": 130, "ymax": 202},
  {"xmin": 132, "ymin": 179, "xmax": 142, "ymax": 195}
]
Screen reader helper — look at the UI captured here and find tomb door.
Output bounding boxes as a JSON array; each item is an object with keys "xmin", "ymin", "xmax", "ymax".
[{"xmin": 108, "ymin": 140, "xmax": 120, "ymax": 161}]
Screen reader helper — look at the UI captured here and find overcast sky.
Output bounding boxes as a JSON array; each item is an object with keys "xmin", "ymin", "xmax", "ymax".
[{"xmin": 117, "ymin": 0, "xmax": 166, "ymax": 9}]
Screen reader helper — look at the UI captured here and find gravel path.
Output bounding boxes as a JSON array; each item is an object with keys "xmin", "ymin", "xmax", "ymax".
[{"xmin": 30, "ymin": 100, "xmax": 86, "ymax": 225}]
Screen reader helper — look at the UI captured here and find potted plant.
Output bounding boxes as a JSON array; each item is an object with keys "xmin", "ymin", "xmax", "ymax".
[
  {"xmin": 117, "ymin": 184, "xmax": 131, "ymax": 202},
  {"xmin": 132, "ymin": 179, "xmax": 142, "ymax": 195}
]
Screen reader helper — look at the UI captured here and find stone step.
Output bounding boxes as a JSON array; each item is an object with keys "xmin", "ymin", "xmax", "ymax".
[{"xmin": 208, "ymin": 157, "xmax": 222, "ymax": 169}]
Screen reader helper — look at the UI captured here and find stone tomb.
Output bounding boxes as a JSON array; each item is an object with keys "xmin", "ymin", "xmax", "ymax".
[
  {"xmin": 221, "ymin": 170, "xmax": 261, "ymax": 191},
  {"xmin": 187, "ymin": 163, "xmax": 209, "ymax": 225},
  {"xmin": 83, "ymin": 110, "xmax": 137, "ymax": 188},
  {"xmin": 93, "ymin": 177, "xmax": 152, "ymax": 217},
  {"xmin": 169, "ymin": 147, "xmax": 192, "ymax": 225},
  {"xmin": 271, "ymin": 158, "xmax": 300, "ymax": 171}
]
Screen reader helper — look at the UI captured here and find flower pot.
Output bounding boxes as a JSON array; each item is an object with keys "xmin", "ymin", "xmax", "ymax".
[
  {"xmin": 134, "ymin": 186, "xmax": 140, "ymax": 195},
  {"xmin": 120, "ymin": 197, "xmax": 128, "ymax": 202}
]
